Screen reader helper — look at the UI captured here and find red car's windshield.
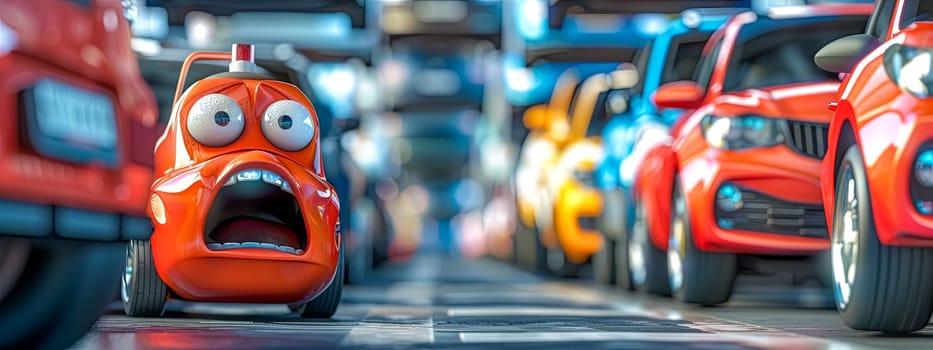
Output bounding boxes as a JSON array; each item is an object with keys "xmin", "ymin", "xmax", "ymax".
[
  {"xmin": 902, "ymin": 0, "xmax": 933, "ymax": 28},
  {"xmin": 723, "ymin": 16, "xmax": 867, "ymax": 92}
]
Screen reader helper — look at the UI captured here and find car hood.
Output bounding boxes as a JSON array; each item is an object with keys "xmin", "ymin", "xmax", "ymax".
[{"xmin": 709, "ymin": 81, "xmax": 840, "ymax": 123}]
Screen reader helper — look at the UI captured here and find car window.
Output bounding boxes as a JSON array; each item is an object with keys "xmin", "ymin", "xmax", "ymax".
[
  {"xmin": 723, "ymin": 16, "xmax": 867, "ymax": 92},
  {"xmin": 694, "ymin": 38, "xmax": 723, "ymax": 93},
  {"xmin": 631, "ymin": 42, "xmax": 653, "ymax": 94},
  {"xmin": 867, "ymin": 0, "xmax": 897, "ymax": 38},
  {"xmin": 662, "ymin": 32, "xmax": 712, "ymax": 85},
  {"xmin": 901, "ymin": 0, "xmax": 933, "ymax": 28}
]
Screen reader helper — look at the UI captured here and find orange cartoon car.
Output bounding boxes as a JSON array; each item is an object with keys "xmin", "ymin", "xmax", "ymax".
[
  {"xmin": 0, "ymin": 0, "xmax": 158, "ymax": 348},
  {"xmin": 633, "ymin": 5, "xmax": 871, "ymax": 305},
  {"xmin": 814, "ymin": 0, "xmax": 933, "ymax": 333},
  {"xmin": 122, "ymin": 44, "xmax": 343, "ymax": 318}
]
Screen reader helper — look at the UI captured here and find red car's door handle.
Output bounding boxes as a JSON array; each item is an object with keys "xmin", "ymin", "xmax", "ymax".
[{"xmin": 828, "ymin": 101, "xmax": 838, "ymax": 111}]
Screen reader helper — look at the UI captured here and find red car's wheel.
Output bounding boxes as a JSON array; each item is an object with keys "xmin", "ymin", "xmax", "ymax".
[
  {"xmin": 122, "ymin": 239, "xmax": 168, "ymax": 317},
  {"xmin": 0, "ymin": 240, "xmax": 122, "ymax": 349},
  {"xmin": 668, "ymin": 181, "xmax": 736, "ymax": 305},
  {"xmin": 832, "ymin": 146, "xmax": 933, "ymax": 332}
]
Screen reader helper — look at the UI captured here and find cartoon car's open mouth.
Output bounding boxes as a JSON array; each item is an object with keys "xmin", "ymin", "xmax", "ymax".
[{"xmin": 204, "ymin": 168, "xmax": 307, "ymax": 255}]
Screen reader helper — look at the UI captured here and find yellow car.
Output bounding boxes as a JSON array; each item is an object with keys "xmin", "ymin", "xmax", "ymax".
[
  {"xmin": 547, "ymin": 65, "xmax": 638, "ymax": 275},
  {"xmin": 513, "ymin": 71, "xmax": 578, "ymax": 270}
]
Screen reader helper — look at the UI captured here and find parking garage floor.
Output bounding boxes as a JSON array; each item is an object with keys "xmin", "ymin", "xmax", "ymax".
[{"xmin": 76, "ymin": 254, "xmax": 933, "ymax": 349}]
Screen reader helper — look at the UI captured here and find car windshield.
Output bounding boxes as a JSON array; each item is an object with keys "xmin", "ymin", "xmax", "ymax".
[
  {"xmin": 902, "ymin": 0, "xmax": 933, "ymax": 28},
  {"xmin": 631, "ymin": 42, "xmax": 653, "ymax": 94},
  {"xmin": 661, "ymin": 32, "xmax": 711, "ymax": 85},
  {"xmin": 723, "ymin": 16, "xmax": 867, "ymax": 92}
]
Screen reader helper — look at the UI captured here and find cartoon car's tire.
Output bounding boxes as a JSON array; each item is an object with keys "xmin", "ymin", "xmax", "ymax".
[
  {"xmin": 629, "ymin": 202, "xmax": 670, "ymax": 295},
  {"xmin": 832, "ymin": 146, "xmax": 933, "ymax": 332},
  {"xmin": 0, "ymin": 239, "xmax": 122, "ymax": 350},
  {"xmin": 668, "ymin": 181, "xmax": 736, "ymax": 305},
  {"xmin": 122, "ymin": 239, "xmax": 168, "ymax": 317},
  {"xmin": 299, "ymin": 245, "xmax": 344, "ymax": 318}
]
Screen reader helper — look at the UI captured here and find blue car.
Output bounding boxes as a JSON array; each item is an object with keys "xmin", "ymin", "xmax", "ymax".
[{"xmin": 593, "ymin": 9, "xmax": 743, "ymax": 288}]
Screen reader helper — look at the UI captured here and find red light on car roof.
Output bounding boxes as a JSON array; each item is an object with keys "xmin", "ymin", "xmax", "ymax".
[
  {"xmin": 229, "ymin": 43, "xmax": 256, "ymax": 73},
  {"xmin": 234, "ymin": 43, "xmax": 253, "ymax": 62}
]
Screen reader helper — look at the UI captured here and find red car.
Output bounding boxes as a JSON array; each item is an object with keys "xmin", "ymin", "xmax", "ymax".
[
  {"xmin": 631, "ymin": 5, "xmax": 871, "ymax": 305},
  {"xmin": 0, "ymin": 0, "xmax": 158, "ymax": 348},
  {"xmin": 814, "ymin": 0, "xmax": 933, "ymax": 333}
]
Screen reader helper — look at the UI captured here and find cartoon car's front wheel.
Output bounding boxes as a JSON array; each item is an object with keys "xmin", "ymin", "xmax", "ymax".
[
  {"xmin": 832, "ymin": 146, "xmax": 933, "ymax": 332},
  {"xmin": 122, "ymin": 239, "xmax": 168, "ymax": 317},
  {"xmin": 295, "ymin": 243, "xmax": 345, "ymax": 318},
  {"xmin": 668, "ymin": 181, "xmax": 736, "ymax": 305}
]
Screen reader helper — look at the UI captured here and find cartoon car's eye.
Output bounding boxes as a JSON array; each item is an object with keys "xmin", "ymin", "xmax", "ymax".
[
  {"xmin": 186, "ymin": 93, "xmax": 245, "ymax": 147},
  {"xmin": 261, "ymin": 100, "xmax": 314, "ymax": 151}
]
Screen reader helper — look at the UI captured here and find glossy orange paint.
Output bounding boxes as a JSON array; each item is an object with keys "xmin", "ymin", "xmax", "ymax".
[
  {"xmin": 822, "ymin": 7, "xmax": 933, "ymax": 247},
  {"xmin": 0, "ymin": 0, "xmax": 157, "ymax": 216},
  {"xmin": 149, "ymin": 50, "xmax": 340, "ymax": 303},
  {"xmin": 633, "ymin": 143, "xmax": 676, "ymax": 250}
]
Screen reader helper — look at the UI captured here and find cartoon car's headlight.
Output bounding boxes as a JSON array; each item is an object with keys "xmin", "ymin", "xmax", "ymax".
[
  {"xmin": 883, "ymin": 44, "xmax": 933, "ymax": 98},
  {"xmin": 701, "ymin": 115, "xmax": 785, "ymax": 150}
]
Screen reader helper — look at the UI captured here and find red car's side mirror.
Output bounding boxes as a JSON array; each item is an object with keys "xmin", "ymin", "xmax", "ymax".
[
  {"xmin": 654, "ymin": 81, "xmax": 704, "ymax": 110},
  {"xmin": 814, "ymin": 34, "xmax": 880, "ymax": 74}
]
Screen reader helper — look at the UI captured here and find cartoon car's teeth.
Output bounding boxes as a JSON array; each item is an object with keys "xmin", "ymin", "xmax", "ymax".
[
  {"xmin": 206, "ymin": 241, "xmax": 304, "ymax": 255},
  {"xmin": 224, "ymin": 169, "xmax": 293, "ymax": 194},
  {"xmin": 235, "ymin": 169, "xmax": 262, "ymax": 182}
]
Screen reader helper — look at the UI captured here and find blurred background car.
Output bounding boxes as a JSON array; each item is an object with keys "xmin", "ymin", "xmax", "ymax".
[
  {"xmin": 507, "ymin": 0, "xmax": 661, "ymax": 274},
  {"xmin": 376, "ymin": 0, "xmax": 500, "ymax": 256},
  {"xmin": 0, "ymin": 0, "xmax": 158, "ymax": 348},
  {"xmin": 593, "ymin": 8, "xmax": 742, "ymax": 289},
  {"xmin": 548, "ymin": 66, "xmax": 639, "ymax": 276}
]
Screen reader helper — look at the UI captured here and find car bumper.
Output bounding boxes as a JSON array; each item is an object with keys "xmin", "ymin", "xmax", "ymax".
[
  {"xmin": 0, "ymin": 199, "xmax": 151, "ymax": 241},
  {"xmin": 681, "ymin": 146, "xmax": 829, "ymax": 255}
]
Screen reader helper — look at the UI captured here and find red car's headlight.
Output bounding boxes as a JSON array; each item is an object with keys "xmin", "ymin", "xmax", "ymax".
[
  {"xmin": 701, "ymin": 115, "xmax": 786, "ymax": 150},
  {"xmin": 883, "ymin": 44, "xmax": 933, "ymax": 98}
]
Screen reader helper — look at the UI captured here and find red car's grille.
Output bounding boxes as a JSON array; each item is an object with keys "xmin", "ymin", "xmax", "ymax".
[
  {"xmin": 714, "ymin": 186, "xmax": 828, "ymax": 239},
  {"xmin": 785, "ymin": 120, "xmax": 829, "ymax": 159}
]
